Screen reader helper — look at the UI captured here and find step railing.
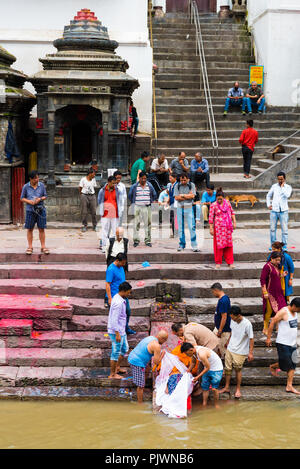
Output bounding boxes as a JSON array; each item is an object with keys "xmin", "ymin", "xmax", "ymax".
[
  {"xmin": 148, "ymin": 0, "xmax": 158, "ymax": 157},
  {"xmin": 188, "ymin": 0, "xmax": 219, "ymax": 173},
  {"xmin": 267, "ymin": 129, "xmax": 300, "ymax": 156}
]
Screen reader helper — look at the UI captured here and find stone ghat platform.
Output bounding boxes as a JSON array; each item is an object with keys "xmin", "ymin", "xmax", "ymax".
[{"xmin": 0, "ymin": 246, "xmax": 300, "ymax": 402}]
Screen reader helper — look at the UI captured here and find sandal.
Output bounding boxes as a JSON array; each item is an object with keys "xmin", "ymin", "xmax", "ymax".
[
  {"xmin": 26, "ymin": 248, "xmax": 33, "ymax": 255},
  {"xmin": 41, "ymin": 248, "xmax": 50, "ymax": 255}
]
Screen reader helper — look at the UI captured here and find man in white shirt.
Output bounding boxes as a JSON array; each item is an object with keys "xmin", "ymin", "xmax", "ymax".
[
  {"xmin": 113, "ymin": 170, "xmax": 127, "ymax": 226},
  {"xmin": 105, "ymin": 227, "xmax": 129, "ymax": 269},
  {"xmin": 219, "ymin": 305, "xmax": 254, "ymax": 399},
  {"xmin": 266, "ymin": 171, "xmax": 292, "ymax": 251},
  {"xmin": 150, "ymin": 154, "xmax": 169, "ymax": 187},
  {"xmin": 79, "ymin": 168, "xmax": 97, "ymax": 232}
]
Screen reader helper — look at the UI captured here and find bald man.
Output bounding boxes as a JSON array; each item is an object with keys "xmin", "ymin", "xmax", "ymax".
[
  {"xmin": 105, "ymin": 227, "xmax": 129, "ymax": 270},
  {"xmin": 128, "ymin": 331, "xmax": 168, "ymax": 403}
]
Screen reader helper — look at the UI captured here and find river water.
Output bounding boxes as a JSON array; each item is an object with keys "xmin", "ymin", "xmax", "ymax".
[{"xmin": 1, "ymin": 399, "xmax": 300, "ymax": 449}]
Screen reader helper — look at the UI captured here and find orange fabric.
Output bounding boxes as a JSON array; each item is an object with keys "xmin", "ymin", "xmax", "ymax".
[
  {"xmin": 103, "ymin": 187, "xmax": 118, "ymax": 218},
  {"xmin": 153, "ymin": 344, "xmax": 199, "ymax": 376}
]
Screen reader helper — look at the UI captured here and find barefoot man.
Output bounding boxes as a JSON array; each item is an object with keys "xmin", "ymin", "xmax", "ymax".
[
  {"xmin": 107, "ymin": 281, "xmax": 132, "ymax": 379},
  {"xmin": 266, "ymin": 297, "xmax": 300, "ymax": 395},
  {"xmin": 128, "ymin": 330, "xmax": 168, "ymax": 403},
  {"xmin": 219, "ymin": 305, "xmax": 254, "ymax": 399}
]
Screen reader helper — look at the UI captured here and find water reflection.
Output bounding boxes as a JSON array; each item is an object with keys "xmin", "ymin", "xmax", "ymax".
[{"xmin": 0, "ymin": 400, "xmax": 300, "ymax": 449}]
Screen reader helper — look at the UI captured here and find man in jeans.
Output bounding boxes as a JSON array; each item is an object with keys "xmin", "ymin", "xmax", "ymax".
[
  {"xmin": 245, "ymin": 81, "xmax": 265, "ymax": 114},
  {"xmin": 20, "ymin": 170, "xmax": 49, "ymax": 255},
  {"xmin": 239, "ymin": 119, "xmax": 258, "ymax": 178},
  {"xmin": 190, "ymin": 152, "xmax": 210, "ymax": 187},
  {"xmin": 211, "ymin": 282, "xmax": 231, "ymax": 358},
  {"xmin": 266, "ymin": 171, "xmax": 292, "ymax": 251},
  {"xmin": 223, "ymin": 81, "xmax": 246, "ymax": 116},
  {"xmin": 128, "ymin": 171, "xmax": 157, "ymax": 247},
  {"xmin": 174, "ymin": 172, "xmax": 199, "ymax": 252},
  {"xmin": 107, "ymin": 281, "xmax": 132, "ymax": 379},
  {"xmin": 79, "ymin": 168, "xmax": 97, "ymax": 232}
]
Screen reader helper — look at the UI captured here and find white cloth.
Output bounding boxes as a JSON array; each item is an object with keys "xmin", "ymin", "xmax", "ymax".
[
  {"xmin": 195, "ymin": 346, "xmax": 223, "ymax": 371},
  {"xmin": 276, "ymin": 307, "xmax": 298, "ymax": 347},
  {"xmin": 228, "ymin": 318, "xmax": 254, "ymax": 356},
  {"xmin": 101, "ymin": 217, "xmax": 119, "ymax": 248},
  {"xmin": 117, "ymin": 181, "xmax": 127, "ymax": 213},
  {"xmin": 79, "ymin": 177, "xmax": 97, "ymax": 195},
  {"xmin": 155, "ymin": 352, "xmax": 194, "ymax": 419},
  {"xmin": 266, "ymin": 183, "xmax": 292, "ymax": 212},
  {"xmin": 151, "ymin": 158, "xmax": 169, "ymax": 171}
]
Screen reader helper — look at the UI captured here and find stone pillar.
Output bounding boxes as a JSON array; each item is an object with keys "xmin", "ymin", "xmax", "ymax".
[
  {"xmin": 64, "ymin": 127, "xmax": 71, "ymax": 171},
  {"xmin": 102, "ymin": 111, "xmax": 109, "ymax": 178},
  {"xmin": 47, "ymin": 100, "xmax": 56, "ymax": 188}
]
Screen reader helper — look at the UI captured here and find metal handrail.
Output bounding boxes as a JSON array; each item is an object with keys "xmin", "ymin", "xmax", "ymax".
[
  {"xmin": 148, "ymin": 1, "xmax": 158, "ymax": 157},
  {"xmin": 188, "ymin": 0, "xmax": 219, "ymax": 172}
]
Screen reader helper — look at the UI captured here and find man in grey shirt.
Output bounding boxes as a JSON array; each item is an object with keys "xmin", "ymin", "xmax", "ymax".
[
  {"xmin": 170, "ymin": 152, "xmax": 190, "ymax": 179},
  {"xmin": 174, "ymin": 172, "xmax": 199, "ymax": 252}
]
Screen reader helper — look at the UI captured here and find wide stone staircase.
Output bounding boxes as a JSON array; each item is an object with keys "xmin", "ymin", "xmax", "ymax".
[
  {"xmin": 152, "ymin": 12, "xmax": 300, "ymax": 229},
  {"xmin": 0, "ymin": 248, "xmax": 300, "ymax": 401}
]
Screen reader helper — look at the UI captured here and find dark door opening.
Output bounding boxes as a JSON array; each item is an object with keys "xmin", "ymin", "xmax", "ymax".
[
  {"xmin": 166, "ymin": 0, "xmax": 215, "ymax": 12},
  {"xmin": 71, "ymin": 122, "xmax": 92, "ymax": 164}
]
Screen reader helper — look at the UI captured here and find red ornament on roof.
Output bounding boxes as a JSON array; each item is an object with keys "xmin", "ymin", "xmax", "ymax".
[{"xmin": 74, "ymin": 8, "xmax": 98, "ymax": 21}]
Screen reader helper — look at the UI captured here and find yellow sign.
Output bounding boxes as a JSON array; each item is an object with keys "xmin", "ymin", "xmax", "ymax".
[
  {"xmin": 54, "ymin": 136, "xmax": 64, "ymax": 145},
  {"xmin": 249, "ymin": 66, "xmax": 264, "ymax": 87}
]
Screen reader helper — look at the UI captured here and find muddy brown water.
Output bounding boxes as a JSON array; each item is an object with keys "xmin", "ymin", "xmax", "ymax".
[{"xmin": 1, "ymin": 400, "xmax": 300, "ymax": 449}]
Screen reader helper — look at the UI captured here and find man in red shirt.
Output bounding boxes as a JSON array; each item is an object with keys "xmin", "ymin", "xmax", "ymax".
[
  {"xmin": 97, "ymin": 176, "xmax": 120, "ymax": 253},
  {"xmin": 239, "ymin": 119, "xmax": 259, "ymax": 179}
]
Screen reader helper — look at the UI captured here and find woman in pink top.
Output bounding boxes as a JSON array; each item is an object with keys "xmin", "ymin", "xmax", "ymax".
[{"xmin": 209, "ymin": 187, "xmax": 236, "ymax": 269}]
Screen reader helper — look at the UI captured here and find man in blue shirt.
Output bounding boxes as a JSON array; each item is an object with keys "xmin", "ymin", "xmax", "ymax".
[
  {"xmin": 211, "ymin": 282, "xmax": 231, "ymax": 357},
  {"xmin": 105, "ymin": 252, "xmax": 135, "ymax": 334},
  {"xmin": 201, "ymin": 183, "xmax": 216, "ymax": 225},
  {"xmin": 20, "ymin": 170, "xmax": 49, "ymax": 255},
  {"xmin": 224, "ymin": 81, "xmax": 246, "ymax": 116},
  {"xmin": 190, "ymin": 152, "xmax": 210, "ymax": 187}
]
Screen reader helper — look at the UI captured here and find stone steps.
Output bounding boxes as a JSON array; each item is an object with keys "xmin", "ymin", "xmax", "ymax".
[
  {"xmin": 156, "ymin": 120, "xmax": 299, "ymax": 130},
  {"xmin": 0, "ymin": 261, "xmax": 299, "ymax": 282},
  {"xmin": 157, "ymin": 128, "xmax": 292, "ymax": 138},
  {"xmin": 0, "ymin": 277, "xmax": 299, "ymax": 300}
]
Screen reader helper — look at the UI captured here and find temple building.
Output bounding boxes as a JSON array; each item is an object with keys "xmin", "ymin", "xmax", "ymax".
[
  {"xmin": 30, "ymin": 9, "xmax": 139, "ymax": 186},
  {"xmin": 0, "ymin": 45, "xmax": 35, "ymax": 223}
]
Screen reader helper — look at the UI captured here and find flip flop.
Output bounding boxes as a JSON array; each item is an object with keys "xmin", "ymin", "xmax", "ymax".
[
  {"xmin": 26, "ymin": 248, "xmax": 33, "ymax": 255},
  {"xmin": 41, "ymin": 248, "xmax": 50, "ymax": 255}
]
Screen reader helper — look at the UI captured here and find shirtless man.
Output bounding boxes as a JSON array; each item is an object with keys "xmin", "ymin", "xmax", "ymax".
[
  {"xmin": 128, "ymin": 330, "xmax": 168, "ymax": 403},
  {"xmin": 266, "ymin": 298, "xmax": 300, "ymax": 395},
  {"xmin": 181, "ymin": 342, "xmax": 223, "ymax": 408}
]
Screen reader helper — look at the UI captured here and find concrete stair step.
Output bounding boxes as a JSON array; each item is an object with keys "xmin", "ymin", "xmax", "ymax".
[
  {"xmin": 156, "ymin": 138, "xmax": 285, "ymax": 148},
  {"xmin": 155, "ymin": 60, "xmax": 253, "ymax": 69},
  {"xmin": 1, "ymin": 277, "xmax": 300, "ymax": 300},
  {"xmin": 62, "ymin": 315, "xmax": 150, "ymax": 332},
  {"xmin": 157, "ymin": 129, "xmax": 292, "ymax": 138},
  {"xmin": 157, "ymin": 120, "xmax": 299, "ymax": 130},
  {"xmin": 0, "ymin": 319, "xmax": 33, "ymax": 336},
  {"xmin": 1, "ymin": 261, "xmax": 300, "ymax": 283},
  {"xmin": 2, "ymin": 331, "xmax": 148, "ymax": 349},
  {"xmin": 0, "ymin": 385, "xmax": 151, "ymax": 400},
  {"xmin": 219, "ymin": 385, "xmax": 300, "ymax": 401},
  {"xmin": 223, "ymin": 368, "xmax": 300, "ymax": 385}
]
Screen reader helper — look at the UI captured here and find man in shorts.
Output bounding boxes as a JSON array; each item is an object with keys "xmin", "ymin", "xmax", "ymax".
[
  {"xmin": 107, "ymin": 281, "xmax": 132, "ymax": 379},
  {"xmin": 181, "ymin": 342, "xmax": 223, "ymax": 408},
  {"xmin": 266, "ymin": 297, "xmax": 300, "ymax": 394},
  {"xmin": 219, "ymin": 305, "xmax": 254, "ymax": 399},
  {"xmin": 128, "ymin": 330, "xmax": 168, "ymax": 403},
  {"xmin": 20, "ymin": 170, "xmax": 49, "ymax": 255}
]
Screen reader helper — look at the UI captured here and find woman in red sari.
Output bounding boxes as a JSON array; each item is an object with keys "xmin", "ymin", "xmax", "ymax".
[
  {"xmin": 260, "ymin": 251, "xmax": 287, "ymax": 335},
  {"xmin": 209, "ymin": 187, "xmax": 236, "ymax": 269}
]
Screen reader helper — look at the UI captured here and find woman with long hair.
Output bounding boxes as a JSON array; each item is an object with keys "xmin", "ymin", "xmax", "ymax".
[
  {"xmin": 209, "ymin": 187, "xmax": 236, "ymax": 269},
  {"xmin": 260, "ymin": 251, "xmax": 287, "ymax": 335},
  {"xmin": 267, "ymin": 241, "xmax": 295, "ymax": 304}
]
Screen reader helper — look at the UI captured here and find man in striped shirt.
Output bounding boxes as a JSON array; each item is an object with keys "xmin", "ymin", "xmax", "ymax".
[{"xmin": 128, "ymin": 171, "xmax": 157, "ymax": 247}]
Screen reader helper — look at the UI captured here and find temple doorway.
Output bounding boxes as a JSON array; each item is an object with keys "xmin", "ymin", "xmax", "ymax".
[
  {"xmin": 71, "ymin": 121, "xmax": 92, "ymax": 165},
  {"xmin": 166, "ymin": 0, "xmax": 216, "ymax": 12}
]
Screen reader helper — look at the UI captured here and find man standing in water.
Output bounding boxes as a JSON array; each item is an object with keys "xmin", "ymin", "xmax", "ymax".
[
  {"xmin": 128, "ymin": 330, "xmax": 168, "ymax": 403},
  {"xmin": 266, "ymin": 297, "xmax": 300, "ymax": 395}
]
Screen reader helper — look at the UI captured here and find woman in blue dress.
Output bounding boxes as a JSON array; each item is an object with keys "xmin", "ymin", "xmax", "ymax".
[{"xmin": 267, "ymin": 241, "xmax": 295, "ymax": 303}]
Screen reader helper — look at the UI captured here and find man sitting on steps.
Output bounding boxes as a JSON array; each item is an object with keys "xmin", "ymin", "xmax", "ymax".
[
  {"xmin": 245, "ymin": 81, "xmax": 265, "ymax": 114},
  {"xmin": 224, "ymin": 81, "xmax": 246, "ymax": 116}
]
